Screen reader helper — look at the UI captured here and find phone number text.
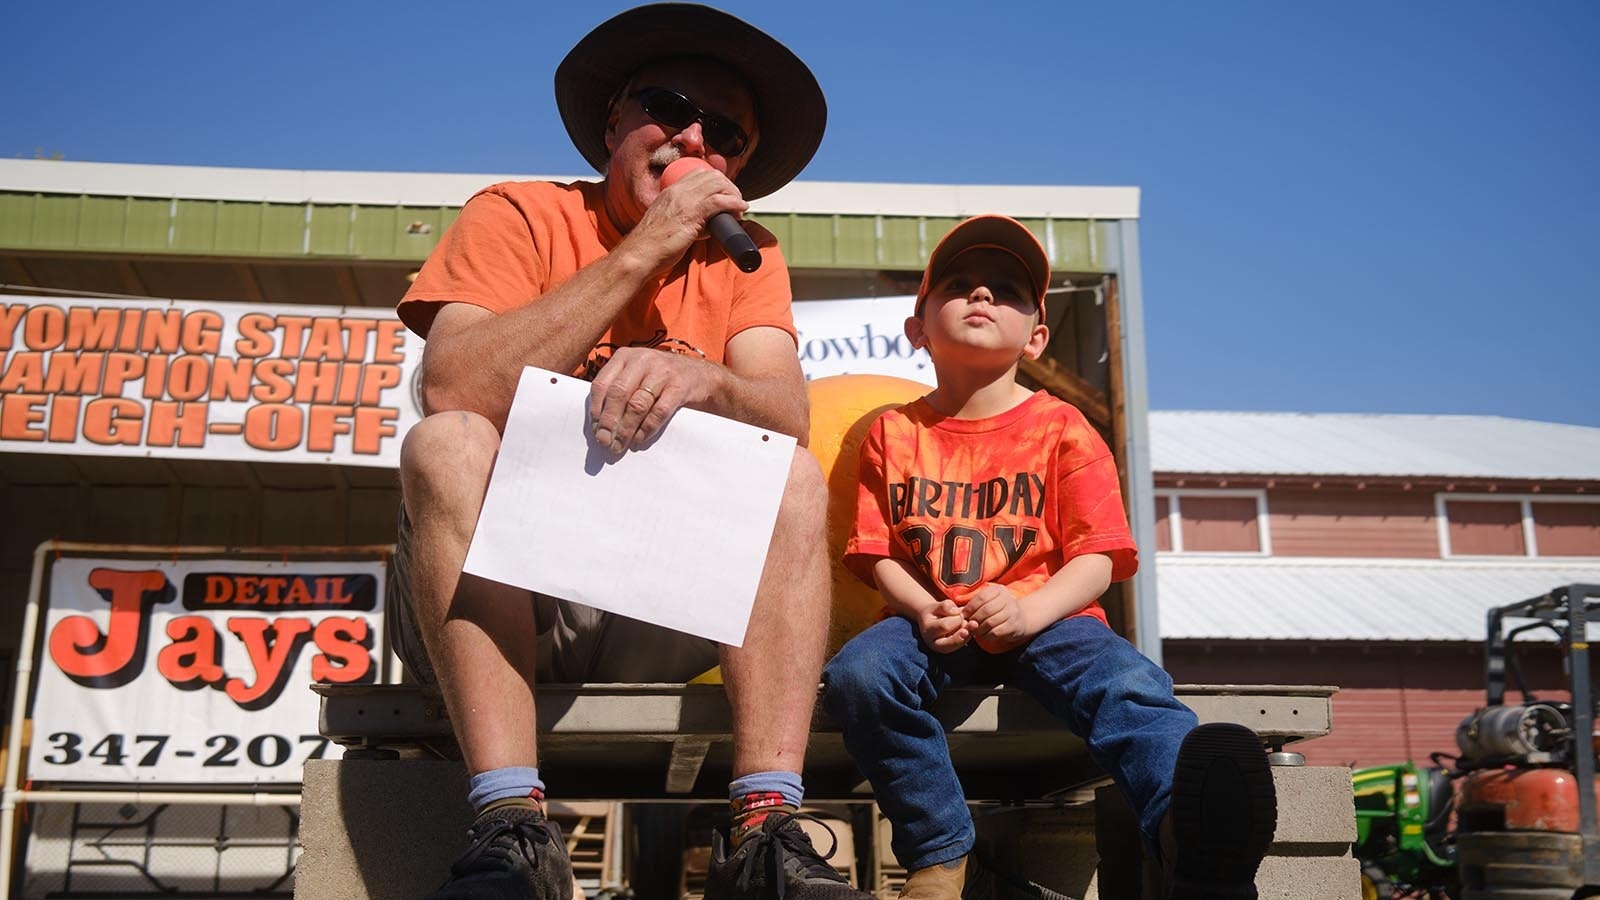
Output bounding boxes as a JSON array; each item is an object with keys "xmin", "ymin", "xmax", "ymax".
[{"xmin": 40, "ymin": 732, "xmax": 331, "ymax": 768}]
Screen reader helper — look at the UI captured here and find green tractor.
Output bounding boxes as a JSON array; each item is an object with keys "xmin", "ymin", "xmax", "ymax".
[{"xmin": 1353, "ymin": 760, "xmax": 1458, "ymax": 898}]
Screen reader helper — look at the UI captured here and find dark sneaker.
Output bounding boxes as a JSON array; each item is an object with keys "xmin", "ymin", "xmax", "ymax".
[
  {"xmin": 1165, "ymin": 723, "xmax": 1278, "ymax": 900},
  {"xmin": 426, "ymin": 805, "xmax": 574, "ymax": 900},
  {"xmin": 705, "ymin": 811, "xmax": 873, "ymax": 900}
]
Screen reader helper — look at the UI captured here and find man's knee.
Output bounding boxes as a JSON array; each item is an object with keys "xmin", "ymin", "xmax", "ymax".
[{"xmin": 399, "ymin": 410, "xmax": 501, "ymax": 497}]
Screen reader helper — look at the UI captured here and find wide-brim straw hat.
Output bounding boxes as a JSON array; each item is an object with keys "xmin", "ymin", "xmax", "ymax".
[{"xmin": 554, "ymin": 3, "xmax": 827, "ymax": 201}]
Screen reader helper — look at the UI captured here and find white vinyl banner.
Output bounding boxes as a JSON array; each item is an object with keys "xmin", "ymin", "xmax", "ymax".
[
  {"xmin": 28, "ymin": 556, "xmax": 384, "ymax": 784},
  {"xmin": 792, "ymin": 296, "xmax": 933, "ymax": 383},
  {"xmin": 0, "ymin": 295, "xmax": 422, "ymax": 467},
  {"xmin": 0, "ymin": 294, "xmax": 919, "ymax": 469}
]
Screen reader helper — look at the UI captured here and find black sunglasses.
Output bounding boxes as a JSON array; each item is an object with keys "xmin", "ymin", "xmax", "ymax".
[{"xmin": 632, "ymin": 87, "xmax": 750, "ymax": 158}]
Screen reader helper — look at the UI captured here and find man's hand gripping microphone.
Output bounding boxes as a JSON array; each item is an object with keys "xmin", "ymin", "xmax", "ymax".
[{"xmin": 661, "ymin": 157, "xmax": 762, "ymax": 273}]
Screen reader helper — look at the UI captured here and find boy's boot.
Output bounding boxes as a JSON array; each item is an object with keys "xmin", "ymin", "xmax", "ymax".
[
  {"xmin": 704, "ymin": 810, "xmax": 874, "ymax": 900},
  {"xmin": 1162, "ymin": 722, "xmax": 1277, "ymax": 900},
  {"xmin": 425, "ymin": 803, "xmax": 574, "ymax": 900},
  {"xmin": 899, "ymin": 853, "xmax": 991, "ymax": 900}
]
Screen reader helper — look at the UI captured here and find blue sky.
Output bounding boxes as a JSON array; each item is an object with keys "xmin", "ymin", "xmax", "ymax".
[{"xmin": 5, "ymin": 2, "xmax": 1596, "ymax": 425}]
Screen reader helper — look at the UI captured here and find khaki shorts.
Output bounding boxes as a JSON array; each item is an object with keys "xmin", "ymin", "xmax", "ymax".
[{"xmin": 387, "ymin": 506, "xmax": 721, "ymax": 685}]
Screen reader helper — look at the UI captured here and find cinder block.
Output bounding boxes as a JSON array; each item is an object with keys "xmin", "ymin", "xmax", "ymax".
[
  {"xmin": 297, "ymin": 759, "xmax": 472, "ymax": 900},
  {"xmin": 1270, "ymin": 766, "xmax": 1356, "ymax": 845},
  {"xmin": 1093, "ymin": 765, "xmax": 1359, "ymax": 900},
  {"xmin": 1256, "ymin": 853, "xmax": 1360, "ymax": 900}
]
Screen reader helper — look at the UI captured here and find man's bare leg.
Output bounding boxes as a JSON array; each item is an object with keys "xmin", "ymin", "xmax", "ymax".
[
  {"xmin": 709, "ymin": 449, "xmax": 872, "ymax": 900},
  {"xmin": 399, "ymin": 410, "xmax": 542, "ymax": 774},
  {"xmin": 720, "ymin": 448, "xmax": 831, "ymax": 777}
]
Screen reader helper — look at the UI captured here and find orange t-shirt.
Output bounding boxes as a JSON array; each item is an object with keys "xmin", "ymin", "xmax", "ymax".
[
  {"xmin": 844, "ymin": 391, "xmax": 1138, "ymax": 626},
  {"xmin": 397, "ymin": 180, "xmax": 797, "ymax": 378}
]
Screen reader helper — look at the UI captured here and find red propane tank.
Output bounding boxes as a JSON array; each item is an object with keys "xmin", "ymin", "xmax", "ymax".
[{"xmin": 1459, "ymin": 767, "xmax": 1591, "ymax": 833}]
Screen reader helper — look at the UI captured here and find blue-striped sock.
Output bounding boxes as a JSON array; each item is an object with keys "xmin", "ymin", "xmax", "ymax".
[
  {"xmin": 729, "ymin": 771, "xmax": 804, "ymax": 845},
  {"xmin": 468, "ymin": 766, "xmax": 546, "ymax": 816}
]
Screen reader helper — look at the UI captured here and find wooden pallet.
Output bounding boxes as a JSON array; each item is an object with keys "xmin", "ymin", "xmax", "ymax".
[
  {"xmin": 870, "ymin": 807, "xmax": 907, "ymax": 900},
  {"xmin": 548, "ymin": 801, "xmax": 623, "ymax": 899}
]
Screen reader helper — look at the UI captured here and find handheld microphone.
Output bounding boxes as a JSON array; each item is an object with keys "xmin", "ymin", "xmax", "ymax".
[{"xmin": 660, "ymin": 157, "xmax": 763, "ymax": 273}]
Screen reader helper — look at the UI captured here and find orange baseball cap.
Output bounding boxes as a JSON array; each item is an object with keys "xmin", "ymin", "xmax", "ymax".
[{"xmin": 915, "ymin": 214, "xmax": 1050, "ymax": 316}]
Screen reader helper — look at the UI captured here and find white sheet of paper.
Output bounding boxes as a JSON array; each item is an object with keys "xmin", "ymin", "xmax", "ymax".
[{"xmin": 463, "ymin": 367, "xmax": 796, "ymax": 647}]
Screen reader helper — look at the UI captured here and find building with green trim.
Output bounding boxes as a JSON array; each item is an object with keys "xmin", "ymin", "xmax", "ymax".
[{"xmin": 0, "ymin": 158, "xmax": 1156, "ymax": 658}]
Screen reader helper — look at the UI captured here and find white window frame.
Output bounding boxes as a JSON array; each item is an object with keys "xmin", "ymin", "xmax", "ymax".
[
  {"xmin": 1436, "ymin": 493, "xmax": 1600, "ymax": 560},
  {"xmin": 1154, "ymin": 488, "xmax": 1272, "ymax": 557}
]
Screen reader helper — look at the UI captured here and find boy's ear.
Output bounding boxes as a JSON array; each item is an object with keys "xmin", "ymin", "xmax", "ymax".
[
  {"xmin": 904, "ymin": 315, "xmax": 927, "ymax": 350},
  {"xmin": 1021, "ymin": 323, "xmax": 1050, "ymax": 361}
]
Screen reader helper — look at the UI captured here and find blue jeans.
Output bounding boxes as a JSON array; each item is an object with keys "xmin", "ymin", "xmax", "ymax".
[{"xmin": 821, "ymin": 614, "xmax": 1198, "ymax": 870}]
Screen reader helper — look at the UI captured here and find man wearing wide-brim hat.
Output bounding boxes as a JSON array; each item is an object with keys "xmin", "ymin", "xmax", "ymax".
[{"xmin": 392, "ymin": 6, "xmax": 865, "ymax": 900}]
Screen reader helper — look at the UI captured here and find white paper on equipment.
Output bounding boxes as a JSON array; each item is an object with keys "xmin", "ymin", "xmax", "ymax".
[{"xmin": 463, "ymin": 367, "xmax": 796, "ymax": 647}]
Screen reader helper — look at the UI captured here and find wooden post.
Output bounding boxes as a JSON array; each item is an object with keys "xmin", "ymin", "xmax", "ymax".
[{"xmin": 1104, "ymin": 275, "xmax": 1139, "ymax": 647}]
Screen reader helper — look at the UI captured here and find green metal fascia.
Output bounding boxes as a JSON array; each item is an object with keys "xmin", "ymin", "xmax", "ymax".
[
  {"xmin": 0, "ymin": 191, "xmax": 1107, "ymax": 273},
  {"xmin": 0, "ymin": 193, "xmax": 458, "ymax": 261}
]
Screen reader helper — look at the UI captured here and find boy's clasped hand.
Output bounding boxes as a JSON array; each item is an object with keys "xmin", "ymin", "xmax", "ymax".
[{"xmin": 919, "ymin": 587, "xmax": 1032, "ymax": 654}]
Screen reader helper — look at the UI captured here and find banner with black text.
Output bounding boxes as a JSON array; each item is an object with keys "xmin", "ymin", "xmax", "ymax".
[{"xmin": 792, "ymin": 296, "xmax": 932, "ymax": 383}]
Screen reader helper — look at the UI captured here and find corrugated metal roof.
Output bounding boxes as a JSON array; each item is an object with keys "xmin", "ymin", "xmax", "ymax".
[
  {"xmin": 1150, "ymin": 411, "xmax": 1600, "ymax": 481},
  {"xmin": 0, "ymin": 159, "xmax": 1140, "ymax": 219},
  {"xmin": 1157, "ymin": 556, "xmax": 1600, "ymax": 641}
]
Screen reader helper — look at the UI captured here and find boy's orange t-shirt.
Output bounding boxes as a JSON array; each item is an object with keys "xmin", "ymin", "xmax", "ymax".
[
  {"xmin": 397, "ymin": 180, "xmax": 797, "ymax": 378},
  {"xmin": 844, "ymin": 391, "xmax": 1138, "ymax": 626}
]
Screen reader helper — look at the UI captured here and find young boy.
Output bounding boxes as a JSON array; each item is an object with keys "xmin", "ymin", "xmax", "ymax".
[{"xmin": 821, "ymin": 215, "xmax": 1278, "ymax": 900}]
